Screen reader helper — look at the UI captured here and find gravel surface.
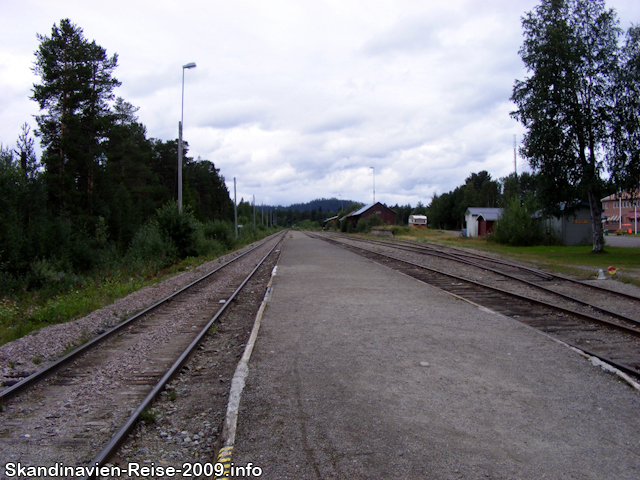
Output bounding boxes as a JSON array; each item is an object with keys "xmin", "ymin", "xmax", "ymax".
[
  {"xmin": 112, "ymin": 245, "xmax": 281, "ymax": 478},
  {"xmin": 0, "ymin": 235, "xmax": 282, "ymax": 478},
  {"xmin": 0, "ymin": 243, "xmax": 260, "ymax": 388}
]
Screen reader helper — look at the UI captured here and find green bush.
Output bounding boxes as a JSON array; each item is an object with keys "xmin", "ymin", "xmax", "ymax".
[
  {"xmin": 239, "ymin": 224, "xmax": 261, "ymax": 242},
  {"xmin": 391, "ymin": 225, "xmax": 410, "ymax": 236},
  {"xmin": 155, "ymin": 201, "xmax": 200, "ymax": 258},
  {"xmin": 294, "ymin": 219, "xmax": 320, "ymax": 230},
  {"xmin": 205, "ymin": 220, "xmax": 236, "ymax": 250},
  {"xmin": 356, "ymin": 214, "xmax": 384, "ymax": 233},
  {"xmin": 125, "ymin": 220, "xmax": 176, "ymax": 266},
  {"xmin": 491, "ymin": 198, "xmax": 544, "ymax": 246},
  {"xmin": 193, "ymin": 223, "xmax": 223, "ymax": 257}
]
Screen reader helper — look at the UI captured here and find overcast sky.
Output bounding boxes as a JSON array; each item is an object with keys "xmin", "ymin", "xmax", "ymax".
[{"xmin": 2, "ymin": 1, "xmax": 639, "ymax": 207}]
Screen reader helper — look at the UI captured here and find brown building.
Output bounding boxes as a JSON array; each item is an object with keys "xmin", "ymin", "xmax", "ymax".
[
  {"xmin": 601, "ymin": 191, "xmax": 639, "ymax": 233},
  {"xmin": 345, "ymin": 202, "xmax": 397, "ymax": 226}
]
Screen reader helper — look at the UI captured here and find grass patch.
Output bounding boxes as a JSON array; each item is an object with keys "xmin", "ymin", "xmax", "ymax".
[
  {"xmin": 0, "ymin": 273, "xmax": 149, "ymax": 346},
  {"xmin": 139, "ymin": 407, "xmax": 158, "ymax": 424}
]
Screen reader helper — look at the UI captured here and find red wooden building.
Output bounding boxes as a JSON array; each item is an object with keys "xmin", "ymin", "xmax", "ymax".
[{"xmin": 345, "ymin": 202, "xmax": 397, "ymax": 226}]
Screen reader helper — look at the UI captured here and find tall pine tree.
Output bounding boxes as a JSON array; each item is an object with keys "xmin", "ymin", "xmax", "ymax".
[{"xmin": 31, "ymin": 19, "xmax": 120, "ymax": 221}]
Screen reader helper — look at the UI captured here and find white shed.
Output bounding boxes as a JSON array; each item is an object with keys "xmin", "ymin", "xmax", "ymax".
[{"xmin": 464, "ymin": 207, "xmax": 502, "ymax": 237}]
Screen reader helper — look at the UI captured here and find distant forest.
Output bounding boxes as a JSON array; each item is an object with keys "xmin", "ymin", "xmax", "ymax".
[
  {"xmin": 285, "ymin": 198, "xmax": 359, "ymax": 213},
  {"xmin": 232, "ymin": 169, "xmax": 538, "ymax": 231}
]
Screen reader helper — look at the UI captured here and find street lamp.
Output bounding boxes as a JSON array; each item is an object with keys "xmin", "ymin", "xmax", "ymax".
[
  {"xmin": 370, "ymin": 166, "xmax": 375, "ymax": 204},
  {"xmin": 178, "ymin": 62, "xmax": 196, "ymax": 214}
]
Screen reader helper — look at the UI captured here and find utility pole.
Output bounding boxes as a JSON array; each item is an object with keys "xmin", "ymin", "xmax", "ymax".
[
  {"xmin": 253, "ymin": 195, "xmax": 256, "ymax": 226},
  {"xmin": 514, "ymin": 134, "xmax": 517, "ymax": 177},
  {"xmin": 234, "ymin": 177, "xmax": 238, "ymax": 239},
  {"xmin": 370, "ymin": 167, "xmax": 375, "ymax": 204}
]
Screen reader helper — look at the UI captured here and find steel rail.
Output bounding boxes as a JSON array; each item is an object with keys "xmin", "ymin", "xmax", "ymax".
[
  {"xmin": 81, "ymin": 233, "xmax": 284, "ymax": 479},
  {"xmin": 369, "ymin": 234, "xmax": 640, "ymax": 302},
  {"xmin": 313, "ymin": 234, "xmax": 640, "ymax": 338},
  {"xmin": 328, "ymin": 234, "xmax": 640, "ymax": 327},
  {"xmin": 314, "ymin": 234, "xmax": 640, "ymax": 378},
  {"xmin": 0, "ymin": 232, "xmax": 283, "ymax": 403}
]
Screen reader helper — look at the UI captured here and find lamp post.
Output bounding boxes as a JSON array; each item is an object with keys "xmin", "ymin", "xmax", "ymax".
[
  {"xmin": 370, "ymin": 166, "xmax": 375, "ymax": 204},
  {"xmin": 178, "ymin": 62, "xmax": 196, "ymax": 214}
]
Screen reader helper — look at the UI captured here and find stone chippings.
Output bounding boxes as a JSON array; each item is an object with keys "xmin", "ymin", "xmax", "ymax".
[
  {"xmin": 113, "ymin": 248, "xmax": 279, "ymax": 477},
  {"xmin": 0, "ymin": 237, "xmax": 279, "ymax": 478},
  {"xmin": 0, "ymin": 244, "xmax": 256, "ymax": 387}
]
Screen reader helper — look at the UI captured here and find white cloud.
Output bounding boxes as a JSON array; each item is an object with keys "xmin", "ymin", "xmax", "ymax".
[{"xmin": 1, "ymin": 0, "xmax": 639, "ymax": 207}]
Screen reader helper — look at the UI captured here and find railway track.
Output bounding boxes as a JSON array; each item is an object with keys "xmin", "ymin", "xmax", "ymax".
[
  {"xmin": 0, "ymin": 232, "xmax": 284, "ymax": 477},
  {"xmin": 345, "ymin": 233, "xmax": 640, "ymax": 307},
  {"xmin": 325, "ymin": 233, "xmax": 640, "ymax": 324},
  {"xmin": 311, "ymin": 232, "xmax": 640, "ymax": 381}
]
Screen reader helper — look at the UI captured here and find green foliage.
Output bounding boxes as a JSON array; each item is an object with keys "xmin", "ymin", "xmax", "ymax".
[
  {"xmin": 510, "ymin": 0, "xmax": 640, "ymax": 252},
  {"xmin": 292, "ymin": 219, "xmax": 321, "ymax": 230},
  {"xmin": 426, "ymin": 171, "xmax": 500, "ymax": 230},
  {"xmin": 155, "ymin": 201, "xmax": 200, "ymax": 258},
  {"xmin": 356, "ymin": 214, "xmax": 384, "ymax": 233},
  {"xmin": 126, "ymin": 203, "xmax": 229, "ymax": 267},
  {"xmin": 125, "ymin": 221, "xmax": 175, "ymax": 267},
  {"xmin": 0, "ymin": 19, "xmax": 237, "ymax": 299},
  {"xmin": 184, "ymin": 160, "xmax": 234, "ymax": 222},
  {"xmin": 140, "ymin": 407, "xmax": 158, "ymax": 424},
  {"xmin": 462, "ymin": 171, "xmax": 501, "ymax": 209},
  {"xmin": 490, "ymin": 198, "xmax": 545, "ymax": 246},
  {"xmin": 205, "ymin": 220, "xmax": 236, "ymax": 250},
  {"xmin": 240, "ymin": 223, "xmax": 266, "ymax": 242},
  {"xmin": 607, "ymin": 25, "xmax": 640, "ymax": 191},
  {"xmin": 391, "ymin": 225, "xmax": 411, "ymax": 236},
  {"xmin": 32, "ymin": 19, "xmax": 121, "ymax": 217}
]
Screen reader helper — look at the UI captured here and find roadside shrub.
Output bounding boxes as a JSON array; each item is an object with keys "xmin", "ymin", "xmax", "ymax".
[
  {"xmin": 341, "ymin": 219, "xmax": 355, "ymax": 233},
  {"xmin": 391, "ymin": 226, "xmax": 410, "ymax": 236},
  {"xmin": 27, "ymin": 257, "xmax": 83, "ymax": 293},
  {"xmin": 491, "ymin": 198, "xmax": 544, "ymax": 246},
  {"xmin": 193, "ymin": 223, "xmax": 223, "ymax": 257},
  {"xmin": 205, "ymin": 220, "xmax": 236, "ymax": 250},
  {"xmin": 125, "ymin": 220, "xmax": 176, "ymax": 267},
  {"xmin": 294, "ymin": 219, "xmax": 320, "ymax": 231},
  {"xmin": 356, "ymin": 214, "xmax": 384, "ymax": 233},
  {"xmin": 155, "ymin": 201, "xmax": 200, "ymax": 258},
  {"xmin": 239, "ymin": 224, "xmax": 260, "ymax": 242}
]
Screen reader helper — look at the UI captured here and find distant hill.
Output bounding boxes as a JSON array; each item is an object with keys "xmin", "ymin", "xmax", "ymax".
[{"xmin": 284, "ymin": 197, "xmax": 361, "ymax": 212}]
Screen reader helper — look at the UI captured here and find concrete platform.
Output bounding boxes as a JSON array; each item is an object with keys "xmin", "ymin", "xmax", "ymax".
[{"xmin": 231, "ymin": 231, "xmax": 640, "ymax": 479}]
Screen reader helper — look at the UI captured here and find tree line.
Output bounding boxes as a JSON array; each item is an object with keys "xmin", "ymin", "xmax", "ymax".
[
  {"xmin": 0, "ymin": 19, "xmax": 235, "ymax": 295},
  {"xmin": 423, "ymin": 171, "xmax": 537, "ymax": 231}
]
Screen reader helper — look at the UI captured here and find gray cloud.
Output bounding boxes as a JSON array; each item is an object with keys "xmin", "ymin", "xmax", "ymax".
[{"xmin": 1, "ymin": 0, "xmax": 639, "ymax": 208}]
